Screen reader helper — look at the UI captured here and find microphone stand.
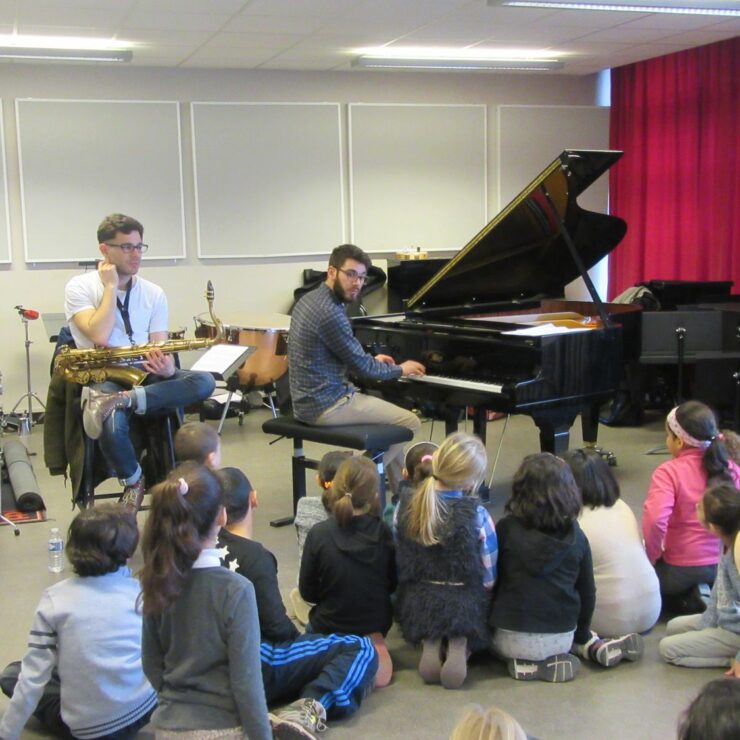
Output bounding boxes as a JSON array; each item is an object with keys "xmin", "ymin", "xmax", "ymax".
[{"xmin": 10, "ymin": 307, "xmax": 46, "ymax": 430}]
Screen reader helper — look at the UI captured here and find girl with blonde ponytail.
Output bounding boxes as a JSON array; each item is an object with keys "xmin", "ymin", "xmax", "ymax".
[
  {"xmin": 139, "ymin": 462, "xmax": 274, "ymax": 740},
  {"xmin": 395, "ymin": 432, "xmax": 497, "ymax": 689}
]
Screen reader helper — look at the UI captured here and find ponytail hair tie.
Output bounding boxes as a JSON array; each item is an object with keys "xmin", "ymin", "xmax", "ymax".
[
  {"xmin": 344, "ymin": 491, "xmax": 353, "ymax": 501},
  {"xmin": 178, "ymin": 477, "xmax": 189, "ymax": 496},
  {"xmin": 421, "ymin": 454, "xmax": 434, "ymax": 463}
]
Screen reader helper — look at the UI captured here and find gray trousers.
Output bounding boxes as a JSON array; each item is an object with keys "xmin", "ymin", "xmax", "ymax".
[
  {"xmin": 492, "ymin": 628, "xmax": 575, "ymax": 662},
  {"xmin": 314, "ymin": 392, "xmax": 420, "ymax": 496},
  {"xmin": 659, "ymin": 613, "xmax": 740, "ymax": 668}
]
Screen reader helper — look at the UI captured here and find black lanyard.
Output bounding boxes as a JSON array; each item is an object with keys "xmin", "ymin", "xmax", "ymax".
[{"xmin": 116, "ymin": 281, "xmax": 135, "ymax": 346}]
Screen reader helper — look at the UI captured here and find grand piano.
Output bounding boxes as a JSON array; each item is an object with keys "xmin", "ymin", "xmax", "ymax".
[{"xmin": 354, "ymin": 150, "xmax": 640, "ymax": 456}]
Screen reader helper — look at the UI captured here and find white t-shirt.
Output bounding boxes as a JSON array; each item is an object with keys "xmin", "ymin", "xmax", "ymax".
[{"xmin": 64, "ymin": 271, "xmax": 168, "ymax": 349}]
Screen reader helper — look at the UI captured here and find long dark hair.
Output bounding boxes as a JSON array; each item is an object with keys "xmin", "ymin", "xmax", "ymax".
[
  {"xmin": 673, "ymin": 401, "xmax": 733, "ymax": 485},
  {"xmin": 562, "ymin": 448, "xmax": 620, "ymax": 509},
  {"xmin": 507, "ymin": 453, "xmax": 582, "ymax": 532},
  {"xmin": 138, "ymin": 462, "xmax": 223, "ymax": 616}
]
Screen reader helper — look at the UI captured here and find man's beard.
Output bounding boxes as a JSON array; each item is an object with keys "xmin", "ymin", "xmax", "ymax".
[{"xmin": 332, "ymin": 280, "xmax": 355, "ymax": 304}]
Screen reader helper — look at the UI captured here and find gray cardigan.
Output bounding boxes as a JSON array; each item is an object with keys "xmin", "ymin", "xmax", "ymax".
[{"xmin": 702, "ymin": 545, "xmax": 740, "ymax": 660}]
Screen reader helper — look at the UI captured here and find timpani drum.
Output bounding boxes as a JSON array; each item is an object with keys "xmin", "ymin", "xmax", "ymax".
[{"xmin": 194, "ymin": 312, "xmax": 290, "ymax": 389}]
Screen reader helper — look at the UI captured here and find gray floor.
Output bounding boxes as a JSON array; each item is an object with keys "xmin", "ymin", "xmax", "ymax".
[{"xmin": 0, "ymin": 406, "xmax": 719, "ymax": 739}]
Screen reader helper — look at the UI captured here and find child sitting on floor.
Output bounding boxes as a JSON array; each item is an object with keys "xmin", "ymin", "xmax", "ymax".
[
  {"xmin": 563, "ymin": 448, "xmax": 661, "ymax": 636},
  {"xmin": 299, "ymin": 456, "xmax": 397, "ymax": 687},
  {"xmin": 659, "ymin": 483, "xmax": 740, "ymax": 677},
  {"xmin": 643, "ymin": 400, "xmax": 739, "ymax": 614},
  {"xmin": 0, "ymin": 504, "xmax": 156, "ymax": 740},
  {"xmin": 290, "ymin": 450, "xmax": 350, "ymax": 624},
  {"xmin": 395, "ymin": 432, "xmax": 496, "ymax": 689},
  {"xmin": 490, "ymin": 453, "xmax": 643, "ymax": 683},
  {"xmin": 139, "ymin": 462, "xmax": 275, "ymax": 739},
  {"xmin": 216, "ymin": 466, "xmax": 378, "ymax": 738}
]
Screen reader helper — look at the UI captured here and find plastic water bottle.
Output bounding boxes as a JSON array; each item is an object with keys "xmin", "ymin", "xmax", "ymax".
[{"xmin": 48, "ymin": 528, "xmax": 64, "ymax": 573}]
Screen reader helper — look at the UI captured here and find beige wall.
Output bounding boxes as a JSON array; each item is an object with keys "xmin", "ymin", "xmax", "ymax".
[{"xmin": 0, "ymin": 64, "xmax": 598, "ymax": 408}]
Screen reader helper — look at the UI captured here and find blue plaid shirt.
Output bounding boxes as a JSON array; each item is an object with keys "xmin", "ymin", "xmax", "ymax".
[
  {"xmin": 288, "ymin": 284, "xmax": 402, "ymax": 422},
  {"xmin": 441, "ymin": 491, "xmax": 498, "ymax": 590}
]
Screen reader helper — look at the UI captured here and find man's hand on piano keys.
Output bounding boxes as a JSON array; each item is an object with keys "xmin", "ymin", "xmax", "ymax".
[
  {"xmin": 374, "ymin": 353, "xmax": 396, "ymax": 365},
  {"xmin": 399, "ymin": 360, "xmax": 426, "ymax": 377}
]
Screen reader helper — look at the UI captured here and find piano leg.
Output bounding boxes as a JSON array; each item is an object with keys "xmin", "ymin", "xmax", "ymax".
[
  {"xmin": 581, "ymin": 402, "xmax": 599, "ymax": 445},
  {"xmin": 530, "ymin": 409, "xmax": 578, "ymax": 457},
  {"xmin": 582, "ymin": 401, "xmax": 618, "ymax": 466},
  {"xmin": 472, "ymin": 407, "xmax": 488, "ymax": 445}
]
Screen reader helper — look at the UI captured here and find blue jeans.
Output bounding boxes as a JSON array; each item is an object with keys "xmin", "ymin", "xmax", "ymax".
[{"xmin": 95, "ymin": 370, "xmax": 215, "ymax": 484}]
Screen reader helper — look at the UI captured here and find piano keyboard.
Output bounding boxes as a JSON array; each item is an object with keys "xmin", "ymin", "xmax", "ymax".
[{"xmin": 403, "ymin": 374, "xmax": 504, "ymax": 395}]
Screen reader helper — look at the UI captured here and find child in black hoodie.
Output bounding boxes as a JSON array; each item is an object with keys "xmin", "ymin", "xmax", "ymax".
[
  {"xmin": 490, "ymin": 453, "xmax": 644, "ymax": 683},
  {"xmin": 299, "ymin": 456, "xmax": 397, "ymax": 687}
]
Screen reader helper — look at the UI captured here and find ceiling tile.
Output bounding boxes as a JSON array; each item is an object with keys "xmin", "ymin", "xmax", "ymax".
[
  {"xmin": 122, "ymin": 11, "xmax": 233, "ymax": 32},
  {"xmin": 222, "ymin": 14, "xmax": 327, "ymax": 34},
  {"xmin": 203, "ymin": 31, "xmax": 305, "ymax": 50}
]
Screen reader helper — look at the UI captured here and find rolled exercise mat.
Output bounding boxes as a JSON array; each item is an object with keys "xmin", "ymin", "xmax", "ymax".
[{"xmin": 3, "ymin": 439, "xmax": 45, "ymax": 511}]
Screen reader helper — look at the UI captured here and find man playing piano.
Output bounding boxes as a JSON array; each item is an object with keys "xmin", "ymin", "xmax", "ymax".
[{"xmin": 288, "ymin": 244, "xmax": 425, "ymax": 497}]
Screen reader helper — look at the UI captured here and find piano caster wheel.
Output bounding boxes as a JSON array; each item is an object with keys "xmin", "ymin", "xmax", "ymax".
[{"xmin": 586, "ymin": 444, "xmax": 617, "ymax": 467}]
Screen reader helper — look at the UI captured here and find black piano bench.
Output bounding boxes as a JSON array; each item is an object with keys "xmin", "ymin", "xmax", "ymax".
[{"xmin": 262, "ymin": 415, "xmax": 413, "ymax": 527}]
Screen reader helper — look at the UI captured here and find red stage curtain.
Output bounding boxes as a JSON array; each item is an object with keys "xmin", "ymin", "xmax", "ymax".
[{"xmin": 608, "ymin": 37, "xmax": 739, "ymax": 299}]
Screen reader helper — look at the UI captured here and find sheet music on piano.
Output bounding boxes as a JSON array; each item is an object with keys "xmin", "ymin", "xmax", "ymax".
[{"xmin": 502, "ymin": 323, "xmax": 591, "ymax": 336}]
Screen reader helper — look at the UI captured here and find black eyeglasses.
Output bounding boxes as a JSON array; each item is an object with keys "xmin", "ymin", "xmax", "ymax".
[
  {"xmin": 105, "ymin": 242, "xmax": 149, "ymax": 254},
  {"xmin": 337, "ymin": 267, "xmax": 367, "ymax": 283}
]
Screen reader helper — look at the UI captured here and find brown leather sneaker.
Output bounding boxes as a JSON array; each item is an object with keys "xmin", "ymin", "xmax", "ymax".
[
  {"xmin": 81, "ymin": 386, "xmax": 131, "ymax": 440},
  {"xmin": 121, "ymin": 477, "xmax": 146, "ymax": 514}
]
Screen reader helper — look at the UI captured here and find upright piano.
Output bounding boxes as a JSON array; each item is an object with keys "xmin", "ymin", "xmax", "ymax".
[{"xmin": 354, "ymin": 150, "xmax": 640, "ymax": 455}]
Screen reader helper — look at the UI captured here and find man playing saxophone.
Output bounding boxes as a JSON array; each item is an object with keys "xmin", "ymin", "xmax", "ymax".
[{"xmin": 64, "ymin": 214, "xmax": 215, "ymax": 512}]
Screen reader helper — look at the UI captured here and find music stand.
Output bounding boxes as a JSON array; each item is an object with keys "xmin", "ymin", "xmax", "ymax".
[{"xmin": 190, "ymin": 344, "xmax": 257, "ymax": 435}]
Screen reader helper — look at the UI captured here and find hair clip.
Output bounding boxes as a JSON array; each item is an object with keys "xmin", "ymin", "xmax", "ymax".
[
  {"xmin": 421, "ymin": 454, "xmax": 434, "ymax": 462},
  {"xmin": 178, "ymin": 477, "xmax": 189, "ymax": 496}
]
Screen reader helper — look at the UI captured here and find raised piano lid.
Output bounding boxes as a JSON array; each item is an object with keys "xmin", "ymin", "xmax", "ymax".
[{"xmin": 406, "ymin": 150, "xmax": 627, "ymax": 311}]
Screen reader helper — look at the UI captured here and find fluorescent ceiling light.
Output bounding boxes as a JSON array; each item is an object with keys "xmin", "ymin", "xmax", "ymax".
[
  {"xmin": 0, "ymin": 34, "xmax": 133, "ymax": 62},
  {"xmin": 491, "ymin": 0, "xmax": 740, "ymax": 16},
  {"xmin": 0, "ymin": 47, "xmax": 132, "ymax": 62},
  {"xmin": 353, "ymin": 46, "xmax": 563, "ymax": 71},
  {"xmin": 353, "ymin": 56, "xmax": 562, "ymax": 70}
]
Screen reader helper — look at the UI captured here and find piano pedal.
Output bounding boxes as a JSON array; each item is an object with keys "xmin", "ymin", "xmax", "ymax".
[{"xmin": 584, "ymin": 443, "xmax": 618, "ymax": 467}]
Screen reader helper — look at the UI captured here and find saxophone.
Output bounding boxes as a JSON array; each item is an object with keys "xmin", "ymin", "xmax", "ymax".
[{"xmin": 54, "ymin": 281, "xmax": 225, "ymax": 387}]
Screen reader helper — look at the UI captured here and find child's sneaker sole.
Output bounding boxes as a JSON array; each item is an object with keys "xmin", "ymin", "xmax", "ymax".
[
  {"xmin": 595, "ymin": 633, "xmax": 643, "ymax": 667},
  {"xmin": 507, "ymin": 653, "xmax": 580, "ymax": 683},
  {"xmin": 270, "ymin": 714, "xmax": 317, "ymax": 740}
]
